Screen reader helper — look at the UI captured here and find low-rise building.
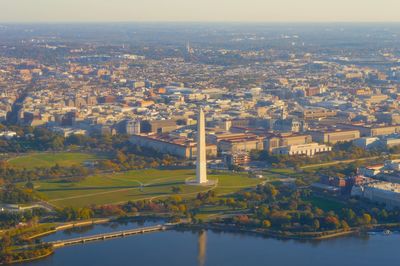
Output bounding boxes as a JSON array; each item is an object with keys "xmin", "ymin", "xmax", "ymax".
[
  {"xmin": 310, "ymin": 130, "xmax": 360, "ymax": 144},
  {"xmin": 218, "ymin": 135, "xmax": 264, "ymax": 153},
  {"xmin": 225, "ymin": 151, "xmax": 250, "ymax": 166},
  {"xmin": 264, "ymin": 133, "xmax": 312, "ymax": 152},
  {"xmin": 272, "ymin": 142, "xmax": 332, "ymax": 156},
  {"xmin": 141, "ymin": 119, "xmax": 178, "ymax": 134},
  {"xmin": 357, "ymin": 164, "xmax": 385, "ymax": 177},
  {"xmin": 351, "ymin": 181, "xmax": 400, "ymax": 209},
  {"xmin": 339, "ymin": 124, "xmax": 400, "ymax": 137},
  {"xmin": 129, "ymin": 134, "xmax": 217, "ymax": 159},
  {"xmin": 0, "ymin": 131, "xmax": 17, "ymax": 139},
  {"xmin": 301, "ymin": 108, "xmax": 337, "ymax": 120},
  {"xmin": 384, "ymin": 138, "xmax": 400, "ymax": 148},
  {"xmin": 353, "ymin": 137, "xmax": 380, "ymax": 149}
]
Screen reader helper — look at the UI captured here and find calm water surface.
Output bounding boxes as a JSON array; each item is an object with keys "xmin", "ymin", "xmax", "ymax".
[
  {"xmin": 23, "ymin": 222, "xmax": 400, "ymax": 266},
  {"xmin": 40, "ymin": 219, "xmax": 162, "ymax": 242}
]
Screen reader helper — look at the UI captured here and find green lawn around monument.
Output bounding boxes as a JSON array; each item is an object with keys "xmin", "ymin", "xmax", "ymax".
[
  {"xmin": 32, "ymin": 169, "xmax": 266, "ymax": 208},
  {"xmin": 8, "ymin": 152, "xmax": 105, "ymax": 169}
]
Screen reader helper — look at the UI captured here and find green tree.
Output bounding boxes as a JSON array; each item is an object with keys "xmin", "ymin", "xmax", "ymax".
[
  {"xmin": 171, "ymin": 186, "xmax": 182, "ymax": 194},
  {"xmin": 0, "ymin": 234, "xmax": 12, "ymax": 264},
  {"xmin": 312, "ymin": 219, "xmax": 320, "ymax": 231}
]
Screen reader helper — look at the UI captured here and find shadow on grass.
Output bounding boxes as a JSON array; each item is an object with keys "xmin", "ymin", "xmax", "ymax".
[
  {"xmin": 127, "ymin": 192, "xmax": 168, "ymax": 197},
  {"xmin": 145, "ymin": 181, "xmax": 184, "ymax": 188},
  {"xmin": 38, "ymin": 185, "xmax": 140, "ymax": 192}
]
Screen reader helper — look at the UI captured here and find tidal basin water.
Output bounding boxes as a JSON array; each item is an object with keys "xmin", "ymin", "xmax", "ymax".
[{"xmin": 23, "ymin": 222, "xmax": 400, "ymax": 266}]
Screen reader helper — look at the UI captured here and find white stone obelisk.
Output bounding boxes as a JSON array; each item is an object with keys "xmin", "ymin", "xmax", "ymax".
[{"xmin": 196, "ymin": 107, "xmax": 207, "ymax": 184}]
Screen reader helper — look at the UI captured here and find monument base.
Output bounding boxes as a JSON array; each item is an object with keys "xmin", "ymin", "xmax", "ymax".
[{"xmin": 185, "ymin": 178, "xmax": 218, "ymax": 186}]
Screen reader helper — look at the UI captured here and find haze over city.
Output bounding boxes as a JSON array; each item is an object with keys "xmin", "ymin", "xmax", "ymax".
[
  {"xmin": 1, "ymin": 1, "xmax": 400, "ymax": 266},
  {"xmin": 1, "ymin": 0, "xmax": 400, "ymax": 22}
]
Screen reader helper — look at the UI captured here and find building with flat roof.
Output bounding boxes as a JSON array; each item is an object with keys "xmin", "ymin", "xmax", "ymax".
[
  {"xmin": 310, "ymin": 130, "xmax": 360, "ymax": 144},
  {"xmin": 265, "ymin": 133, "xmax": 312, "ymax": 152},
  {"xmin": 140, "ymin": 119, "xmax": 178, "ymax": 134},
  {"xmin": 272, "ymin": 142, "xmax": 332, "ymax": 156},
  {"xmin": 353, "ymin": 137, "xmax": 380, "ymax": 149},
  {"xmin": 301, "ymin": 108, "xmax": 337, "ymax": 120},
  {"xmin": 351, "ymin": 181, "xmax": 400, "ymax": 209},
  {"xmin": 218, "ymin": 135, "xmax": 264, "ymax": 153},
  {"xmin": 338, "ymin": 124, "xmax": 400, "ymax": 137},
  {"xmin": 225, "ymin": 151, "xmax": 250, "ymax": 166},
  {"xmin": 129, "ymin": 134, "xmax": 217, "ymax": 159},
  {"xmin": 384, "ymin": 138, "xmax": 400, "ymax": 148}
]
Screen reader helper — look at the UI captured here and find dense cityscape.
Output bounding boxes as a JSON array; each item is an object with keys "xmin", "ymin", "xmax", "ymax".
[{"xmin": 1, "ymin": 23, "xmax": 400, "ymax": 265}]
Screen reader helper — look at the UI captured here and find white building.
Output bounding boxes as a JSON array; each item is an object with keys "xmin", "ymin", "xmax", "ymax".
[
  {"xmin": 0, "ymin": 131, "xmax": 17, "ymax": 140},
  {"xmin": 351, "ymin": 181, "xmax": 400, "ymax": 209},
  {"xmin": 385, "ymin": 138, "xmax": 400, "ymax": 148},
  {"xmin": 272, "ymin": 142, "xmax": 332, "ymax": 156}
]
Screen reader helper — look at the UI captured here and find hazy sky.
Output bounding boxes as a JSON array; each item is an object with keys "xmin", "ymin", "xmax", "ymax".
[{"xmin": 1, "ymin": 0, "xmax": 400, "ymax": 23}]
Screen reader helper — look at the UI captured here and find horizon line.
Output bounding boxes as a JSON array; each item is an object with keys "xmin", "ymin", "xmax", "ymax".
[{"xmin": 1, "ymin": 20, "xmax": 400, "ymax": 25}]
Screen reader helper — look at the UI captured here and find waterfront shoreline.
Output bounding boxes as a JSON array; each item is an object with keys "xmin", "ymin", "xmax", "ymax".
[
  {"xmin": 178, "ymin": 221, "xmax": 400, "ymax": 241},
  {"xmin": 5, "ymin": 218, "xmax": 400, "ymax": 265},
  {"xmin": 178, "ymin": 223, "xmax": 358, "ymax": 240},
  {"xmin": 8, "ymin": 250, "xmax": 54, "ymax": 265}
]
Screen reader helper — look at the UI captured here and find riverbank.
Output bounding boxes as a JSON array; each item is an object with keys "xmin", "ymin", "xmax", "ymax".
[
  {"xmin": 24, "ymin": 214, "xmax": 170, "ymax": 241},
  {"xmin": 14, "ymin": 227, "xmax": 400, "ymax": 266},
  {"xmin": 4, "ymin": 216, "xmax": 400, "ymax": 265},
  {"xmin": 178, "ymin": 223, "xmax": 359, "ymax": 240},
  {"xmin": 5, "ymin": 249, "xmax": 54, "ymax": 265},
  {"xmin": 179, "ymin": 221, "xmax": 400, "ymax": 240},
  {"xmin": 25, "ymin": 218, "xmax": 112, "ymax": 240}
]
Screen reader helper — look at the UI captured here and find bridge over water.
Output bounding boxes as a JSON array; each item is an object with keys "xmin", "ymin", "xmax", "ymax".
[{"xmin": 49, "ymin": 224, "xmax": 170, "ymax": 248}]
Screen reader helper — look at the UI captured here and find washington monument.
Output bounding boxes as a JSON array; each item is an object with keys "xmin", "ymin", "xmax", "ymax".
[{"xmin": 196, "ymin": 107, "xmax": 208, "ymax": 184}]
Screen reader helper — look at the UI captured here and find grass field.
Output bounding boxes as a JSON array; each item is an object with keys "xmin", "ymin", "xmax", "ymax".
[
  {"xmin": 33, "ymin": 169, "xmax": 265, "ymax": 208},
  {"xmin": 305, "ymin": 195, "xmax": 346, "ymax": 213},
  {"xmin": 266, "ymin": 168, "xmax": 296, "ymax": 175},
  {"xmin": 195, "ymin": 205, "xmax": 243, "ymax": 221},
  {"xmin": 9, "ymin": 152, "xmax": 104, "ymax": 169}
]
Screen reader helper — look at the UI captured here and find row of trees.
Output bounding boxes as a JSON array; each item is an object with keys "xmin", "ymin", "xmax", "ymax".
[
  {"xmin": 56, "ymin": 207, "xmax": 94, "ymax": 221},
  {"xmin": 0, "ymin": 161, "xmax": 91, "ymax": 183},
  {"xmin": 0, "ymin": 184, "xmax": 35, "ymax": 204},
  {"xmin": 0, "ymin": 232, "xmax": 52, "ymax": 265},
  {"xmin": 0, "ymin": 124, "xmax": 180, "ymax": 177},
  {"xmin": 250, "ymin": 141, "xmax": 386, "ymax": 169},
  {"xmin": 220, "ymin": 183, "xmax": 400, "ymax": 232},
  {"xmin": 0, "ymin": 125, "xmax": 180, "ymax": 157},
  {"xmin": 0, "ymin": 208, "xmax": 47, "ymax": 229}
]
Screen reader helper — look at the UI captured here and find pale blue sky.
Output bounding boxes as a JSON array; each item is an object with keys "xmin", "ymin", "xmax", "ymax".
[{"xmin": 0, "ymin": 0, "xmax": 399, "ymax": 22}]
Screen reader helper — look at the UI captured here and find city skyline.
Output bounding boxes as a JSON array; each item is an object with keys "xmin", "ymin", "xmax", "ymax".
[
  {"xmin": 1, "ymin": 9, "xmax": 400, "ymax": 266},
  {"xmin": 1, "ymin": 0, "xmax": 400, "ymax": 23}
]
